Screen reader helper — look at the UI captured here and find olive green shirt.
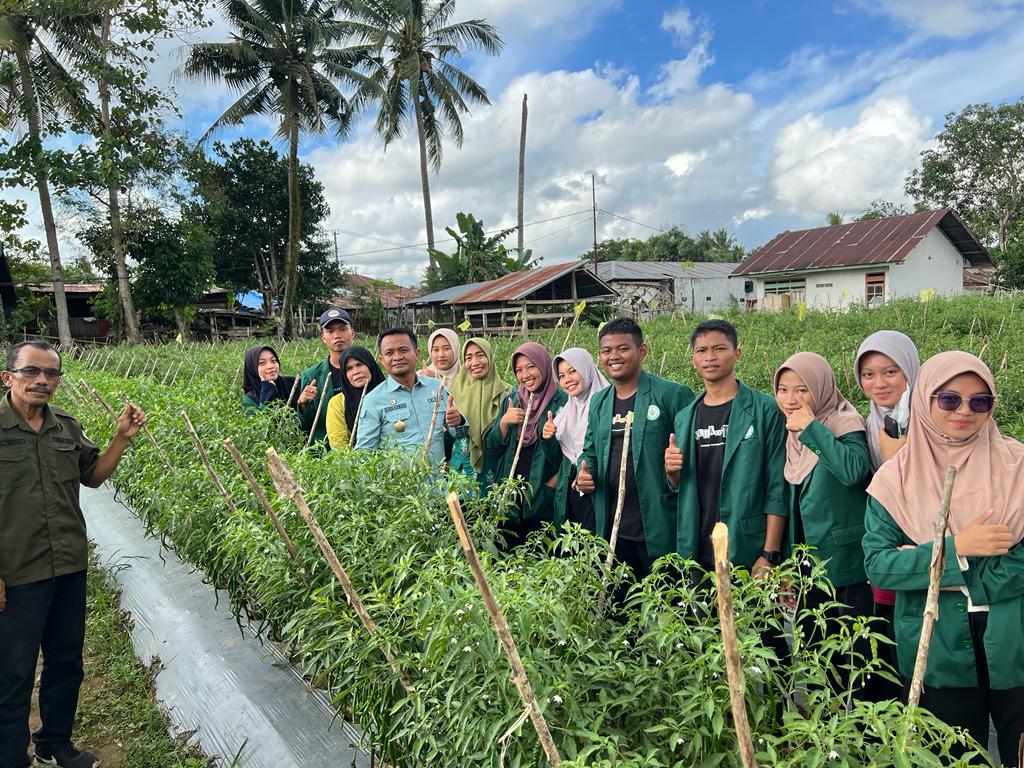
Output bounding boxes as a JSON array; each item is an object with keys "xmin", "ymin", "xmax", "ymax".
[{"xmin": 0, "ymin": 393, "xmax": 99, "ymax": 587}]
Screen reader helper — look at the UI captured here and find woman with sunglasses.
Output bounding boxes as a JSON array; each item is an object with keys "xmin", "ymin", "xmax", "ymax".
[{"xmin": 864, "ymin": 352, "xmax": 1024, "ymax": 765}]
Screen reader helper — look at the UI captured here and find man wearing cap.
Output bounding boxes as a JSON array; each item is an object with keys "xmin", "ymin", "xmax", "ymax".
[{"xmin": 297, "ymin": 308, "xmax": 355, "ymax": 443}]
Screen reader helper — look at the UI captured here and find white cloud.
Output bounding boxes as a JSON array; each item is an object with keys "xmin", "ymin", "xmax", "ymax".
[
  {"xmin": 662, "ymin": 7, "xmax": 695, "ymax": 43},
  {"xmin": 734, "ymin": 207, "xmax": 771, "ymax": 226},
  {"xmin": 771, "ymin": 96, "xmax": 932, "ymax": 214},
  {"xmin": 853, "ymin": 0, "xmax": 1024, "ymax": 39},
  {"xmin": 650, "ymin": 8, "xmax": 714, "ymax": 98}
]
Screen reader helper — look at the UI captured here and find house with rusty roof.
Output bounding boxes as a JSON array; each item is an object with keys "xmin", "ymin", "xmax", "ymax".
[
  {"xmin": 732, "ymin": 208, "xmax": 991, "ymax": 310},
  {"xmin": 592, "ymin": 261, "xmax": 743, "ymax": 319}
]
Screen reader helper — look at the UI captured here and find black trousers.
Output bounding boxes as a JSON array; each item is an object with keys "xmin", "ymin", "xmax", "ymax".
[
  {"xmin": 0, "ymin": 570, "xmax": 87, "ymax": 768},
  {"xmin": 916, "ymin": 612, "xmax": 1024, "ymax": 767}
]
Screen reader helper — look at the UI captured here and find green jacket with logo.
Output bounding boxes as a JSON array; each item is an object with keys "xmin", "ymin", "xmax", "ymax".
[
  {"xmin": 298, "ymin": 358, "xmax": 335, "ymax": 444},
  {"xmin": 863, "ymin": 496, "xmax": 1024, "ymax": 689},
  {"xmin": 578, "ymin": 371, "xmax": 695, "ymax": 558},
  {"xmin": 673, "ymin": 381, "xmax": 787, "ymax": 570}
]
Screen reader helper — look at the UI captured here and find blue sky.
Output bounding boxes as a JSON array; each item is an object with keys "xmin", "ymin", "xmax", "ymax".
[{"xmin": 7, "ymin": 0, "xmax": 1024, "ymax": 284}]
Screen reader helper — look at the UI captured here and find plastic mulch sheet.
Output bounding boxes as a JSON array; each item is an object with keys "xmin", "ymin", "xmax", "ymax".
[{"xmin": 82, "ymin": 484, "xmax": 370, "ymax": 768}]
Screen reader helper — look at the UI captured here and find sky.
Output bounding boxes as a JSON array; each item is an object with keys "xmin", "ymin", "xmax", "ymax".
[{"xmin": 7, "ymin": 0, "xmax": 1024, "ymax": 286}]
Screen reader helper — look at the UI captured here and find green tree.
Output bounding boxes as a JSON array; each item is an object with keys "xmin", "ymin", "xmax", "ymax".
[
  {"xmin": 906, "ymin": 100, "xmax": 1024, "ymax": 252},
  {"xmin": 426, "ymin": 211, "xmax": 536, "ymax": 290},
  {"xmin": 0, "ymin": 2, "xmax": 99, "ymax": 346},
  {"xmin": 182, "ymin": 0, "xmax": 374, "ymax": 340},
  {"xmin": 585, "ymin": 225, "xmax": 744, "ymax": 263},
  {"xmin": 856, "ymin": 199, "xmax": 911, "ymax": 220},
  {"xmin": 695, "ymin": 228, "xmax": 746, "ymax": 262},
  {"xmin": 826, "ymin": 211, "xmax": 844, "ymax": 226},
  {"xmin": 349, "ymin": 0, "xmax": 503, "ymax": 270},
  {"xmin": 996, "ymin": 224, "xmax": 1024, "ymax": 290}
]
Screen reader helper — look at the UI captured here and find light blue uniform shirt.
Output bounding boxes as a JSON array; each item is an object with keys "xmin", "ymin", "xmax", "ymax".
[{"xmin": 355, "ymin": 374, "xmax": 468, "ymax": 464}]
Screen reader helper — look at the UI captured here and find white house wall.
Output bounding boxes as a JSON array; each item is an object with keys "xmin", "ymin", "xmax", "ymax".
[
  {"xmin": 887, "ymin": 227, "xmax": 964, "ymax": 298},
  {"xmin": 675, "ymin": 276, "xmax": 742, "ymax": 314}
]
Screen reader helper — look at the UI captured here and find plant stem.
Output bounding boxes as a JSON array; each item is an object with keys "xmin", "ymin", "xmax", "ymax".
[{"xmin": 180, "ymin": 410, "xmax": 238, "ymax": 516}]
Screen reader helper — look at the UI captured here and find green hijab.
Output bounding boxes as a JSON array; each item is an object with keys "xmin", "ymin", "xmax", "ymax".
[{"xmin": 450, "ymin": 337, "xmax": 511, "ymax": 472}]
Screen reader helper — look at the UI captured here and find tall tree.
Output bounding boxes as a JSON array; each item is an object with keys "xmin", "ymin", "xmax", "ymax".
[
  {"xmin": 349, "ymin": 0, "xmax": 503, "ymax": 271},
  {"xmin": 182, "ymin": 0, "xmax": 374, "ymax": 339},
  {"xmin": 0, "ymin": 4, "xmax": 98, "ymax": 347},
  {"xmin": 826, "ymin": 211, "xmax": 844, "ymax": 226},
  {"xmin": 906, "ymin": 100, "xmax": 1024, "ymax": 253},
  {"xmin": 856, "ymin": 199, "xmax": 911, "ymax": 221}
]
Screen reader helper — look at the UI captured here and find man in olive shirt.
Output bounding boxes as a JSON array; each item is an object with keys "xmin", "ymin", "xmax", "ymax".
[{"xmin": 0, "ymin": 340, "xmax": 147, "ymax": 768}]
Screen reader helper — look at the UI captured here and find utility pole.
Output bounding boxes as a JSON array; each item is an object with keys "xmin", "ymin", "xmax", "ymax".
[
  {"xmin": 517, "ymin": 94, "xmax": 528, "ymax": 254},
  {"xmin": 332, "ymin": 230, "xmax": 340, "ymax": 266},
  {"xmin": 591, "ymin": 174, "xmax": 598, "ymax": 272}
]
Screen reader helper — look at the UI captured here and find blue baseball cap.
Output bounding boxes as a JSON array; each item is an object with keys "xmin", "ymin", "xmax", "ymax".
[{"xmin": 318, "ymin": 308, "xmax": 352, "ymax": 328}]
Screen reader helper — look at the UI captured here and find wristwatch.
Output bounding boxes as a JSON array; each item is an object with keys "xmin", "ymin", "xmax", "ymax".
[{"xmin": 760, "ymin": 550, "xmax": 783, "ymax": 566}]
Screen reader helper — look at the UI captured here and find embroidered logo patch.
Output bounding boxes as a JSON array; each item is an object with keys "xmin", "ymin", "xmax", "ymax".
[
  {"xmin": 743, "ymin": 425, "xmax": 755, "ymax": 440},
  {"xmin": 647, "ymin": 404, "xmax": 660, "ymax": 421}
]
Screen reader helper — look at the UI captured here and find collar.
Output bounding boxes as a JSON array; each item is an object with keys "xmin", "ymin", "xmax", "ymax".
[
  {"xmin": 0, "ymin": 392, "xmax": 57, "ymax": 433},
  {"xmin": 384, "ymin": 374, "xmax": 424, "ymax": 392}
]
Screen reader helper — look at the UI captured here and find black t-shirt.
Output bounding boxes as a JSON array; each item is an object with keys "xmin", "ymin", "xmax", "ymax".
[
  {"xmin": 607, "ymin": 393, "xmax": 643, "ymax": 542},
  {"xmin": 329, "ymin": 362, "xmax": 345, "ymax": 394},
  {"xmin": 695, "ymin": 397, "xmax": 732, "ymax": 569},
  {"xmin": 566, "ymin": 465, "xmax": 596, "ymax": 533},
  {"xmin": 512, "ymin": 440, "xmax": 536, "ymax": 483}
]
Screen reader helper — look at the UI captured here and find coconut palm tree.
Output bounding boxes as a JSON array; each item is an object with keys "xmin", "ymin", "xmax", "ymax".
[
  {"xmin": 347, "ymin": 0, "xmax": 503, "ymax": 272},
  {"xmin": 0, "ymin": 8, "xmax": 98, "ymax": 347},
  {"xmin": 182, "ymin": 0, "xmax": 376, "ymax": 339}
]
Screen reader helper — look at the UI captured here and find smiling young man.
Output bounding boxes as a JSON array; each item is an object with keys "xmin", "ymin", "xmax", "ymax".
[
  {"xmin": 664, "ymin": 319, "xmax": 788, "ymax": 575},
  {"xmin": 0, "ymin": 340, "xmax": 147, "ymax": 768},
  {"xmin": 355, "ymin": 327, "xmax": 467, "ymax": 464},
  {"xmin": 297, "ymin": 308, "xmax": 356, "ymax": 443},
  {"xmin": 576, "ymin": 318, "xmax": 694, "ymax": 581}
]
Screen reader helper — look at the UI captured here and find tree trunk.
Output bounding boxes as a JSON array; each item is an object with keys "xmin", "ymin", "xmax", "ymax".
[
  {"xmin": 172, "ymin": 306, "xmax": 188, "ymax": 338},
  {"xmin": 100, "ymin": 9, "xmax": 141, "ymax": 344},
  {"xmin": 414, "ymin": 95, "xmax": 436, "ymax": 270},
  {"xmin": 517, "ymin": 93, "xmax": 527, "ymax": 254},
  {"xmin": 280, "ymin": 120, "xmax": 302, "ymax": 341},
  {"xmin": 16, "ymin": 45, "xmax": 72, "ymax": 348}
]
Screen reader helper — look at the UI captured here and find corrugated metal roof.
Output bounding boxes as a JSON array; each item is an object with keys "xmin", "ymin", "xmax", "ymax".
[
  {"xmin": 733, "ymin": 208, "xmax": 991, "ymax": 277},
  {"xmin": 595, "ymin": 261, "xmax": 737, "ymax": 281},
  {"xmin": 407, "ymin": 281, "xmax": 490, "ymax": 306},
  {"xmin": 448, "ymin": 261, "xmax": 598, "ymax": 305}
]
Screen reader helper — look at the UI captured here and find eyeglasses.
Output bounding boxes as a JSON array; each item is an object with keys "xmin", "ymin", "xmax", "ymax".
[
  {"xmin": 9, "ymin": 366, "xmax": 63, "ymax": 380},
  {"xmin": 932, "ymin": 391, "xmax": 995, "ymax": 413}
]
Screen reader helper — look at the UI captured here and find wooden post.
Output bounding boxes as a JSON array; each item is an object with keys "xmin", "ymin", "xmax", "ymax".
[
  {"xmin": 658, "ymin": 350, "xmax": 668, "ymax": 377},
  {"xmin": 120, "ymin": 393, "xmax": 173, "ymax": 472},
  {"xmin": 711, "ymin": 523, "xmax": 757, "ymax": 768},
  {"xmin": 507, "ymin": 393, "xmax": 535, "ymax": 481},
  {"xmin": 446, "ymin": 493, "xmax": 562, "ymax": 767},
  {"xmin": 598, "ymin": 411, "xmax": 633, "ymax": 614},
  {"xmin": 905, "ymin": 466, "xmax": 957, "ymax": 711},
  {"xmin": 305, "ymin": 373, "xmax": 329, "ymax": 448},
  {"xmin": 349, "ymin": 380, "xmax": 370, "ymax": 448},
  {"xmin": 223, "ymin": 438, "xmax": 307, "ymax": 579},
  {"xmin": 266, "ymin": 448, "xmax": 412, "ymax": 692},
  {"xmin": 423, "ymin": 377, "xmax": 445, "ymax": 462},
  {"xmin": 286, "ymin": 371, "xmax": 302, "ymax": 408},
  {"xmin": 180, "ymin": 410, "xmax": 238, "ymax": 516}
]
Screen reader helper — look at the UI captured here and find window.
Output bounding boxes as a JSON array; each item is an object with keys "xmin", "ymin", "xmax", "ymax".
[
  {"xmin": 764, "ymin": 277, "xmax": 805, "ymax": 304},
  {"xmin": 865, "ymin": 272, "xmax": 885, "ymax": 305}
]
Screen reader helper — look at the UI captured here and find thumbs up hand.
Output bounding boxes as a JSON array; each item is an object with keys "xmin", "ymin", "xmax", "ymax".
[
  {"xmin": 785, "ymin": 401, "xmax": 816, "ymax": 432},
  {"xmin": 500, "ymin": 396, "xmax": 526, "ymax": 434},
  {"xmin": 542, "ymin": 410, "xmax": 557, "ymax": 440},
  {"xmin": 575, "ymin": 459, "xmax": 596, "ymax": 494},
  {"xmin": 664, "ymin": 432, "xmax": 683, "ymax": 486},
  {"xmin": 444, "ymin": 394, "xmax": 462, "ymax": 427}
]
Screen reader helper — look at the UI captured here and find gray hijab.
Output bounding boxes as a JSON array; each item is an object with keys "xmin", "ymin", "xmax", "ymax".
[{"xmin": 855, "ymin": 330, "xmax": 921, "ymax": 470}]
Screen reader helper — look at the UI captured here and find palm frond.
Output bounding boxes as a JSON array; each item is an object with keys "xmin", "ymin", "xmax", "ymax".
[
  {"xmin": 199, "ymin": 80, "xmax": 274, "ymax": 142},
  {"xmin": 431, "ymin": 19, "xmax": 503, "ymax": 56}
]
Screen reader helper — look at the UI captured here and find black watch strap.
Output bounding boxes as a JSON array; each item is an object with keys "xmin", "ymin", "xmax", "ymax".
[{"xmin": 761, "ymin": 550, "xmax": 783, "ymax": 566}]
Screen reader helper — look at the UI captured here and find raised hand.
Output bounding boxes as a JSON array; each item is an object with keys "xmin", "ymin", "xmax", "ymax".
[
  {"xmin": 501, "ymin": 397, "xmax": 526, "ymax": 430},
  {"xmin": 575, "ymin": 459, "xmax": 595, "ymax": 494},
  {"xmin": 542, "ymin": 410, "xmax": 557, "ymax": 440},
  {"xmin": 116, "ymin": 401, "xmax": 148, "ymax": 439},
  {"xmin": 664, "ymin": 432, "xmax": 683, "ymax": 486},
  {"xmin": 444, "ymin": 394, "xmax": 462, "ymax": 427},
  {"xmin": 298, "ymin": 379, "xmax": 318, "ymax": 407},
  {"xmin": 785, "ymin": 402, "xmax": 815, "ymax": 432},
  {"xmin": 954, "ymin": 510, "xmax": 1014, "ymax": 557}
]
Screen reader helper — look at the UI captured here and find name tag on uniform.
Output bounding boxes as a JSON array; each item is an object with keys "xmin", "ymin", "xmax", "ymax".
[{"xmin": 384, "ymin": 403, "xmax": 409, "ymax": 414}]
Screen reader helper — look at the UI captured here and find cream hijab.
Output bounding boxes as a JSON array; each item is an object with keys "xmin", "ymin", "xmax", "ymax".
[
  {"xmin": 855, "ymin": 330, "xmax": 920, "ymax": 470},
  {"xmin": 551, "ymin": 348, "xmax": 608, "ymax": 464},
  {"xmin": 867, "ymin": 351, "xmax": 1024, "ymax": 545},
  {"xmin": 774, "ymin": 352, "xmax": 866, "ymax": 484},
  {"xmin": 426, "ymin": 328, "xmax": 461, "ymax": 386}
]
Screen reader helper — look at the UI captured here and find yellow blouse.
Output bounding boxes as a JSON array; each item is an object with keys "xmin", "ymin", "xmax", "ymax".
[{"xmin": 325, "ymin": 392, "xmax": 350, "ymax": 449}]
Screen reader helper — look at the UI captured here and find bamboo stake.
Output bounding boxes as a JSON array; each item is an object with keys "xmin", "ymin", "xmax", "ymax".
[
  {"xmin": 507, "ymin": 393, "xmax": 535, "ymax": 481},
  {"xmin": 123, "ymin": 356, "xmax": 134, "ymax": 380},
  {"xmin": 188, "ymin": 364, "xmax": 200, "ymax": 388},
  {"xmin": 423, "ymin": 377, "xmax": 445, "ymax": 462},
  {"xmin": 286, "ymin": 371, "xmax": 302, "ymax": 408},
  {"xmin": 598, "ymin": 411, "xmax": 633, "ymax": 614},
  {"xmin": 446, "ymin": 493, "xmax": 562, "ymax": 767},
  {"xmin": 180, "ymin": 410, "xmax": 238, "ymax": 516},
  {"xmin": 121, "ymin": 393, "xmax": 173, "ymax": 472},
  {"xmin": 559, "ymin": 306, "xmax": 582, "ymax": 353},
  {"xmin": 711, "ymin": 523, "xmax": 757, "ymax": 768},
  {"xmin": 305, "ymin": 374, "xmax": 330, "ymax": 448},
  {"xmin": 658, "ymin": 350, "xmax": 668, "ymax": 377},
  {"xmin": 348, "ymin": 380, "xmax": 370, "ymax": 448},
  {"xmin": 223, "ymin": 438, "xmax": 307, "ymax": 580},
  {"xmin": 905, "ymin": 466, "xmax": 957, "ymax": 713},
  {"xmin": 233, "ymin": 361, "xmax": 243, "ymax": 388},
  {"xmin": 266, "ymin": 448, "xmax": 412, "ymax": 692}
]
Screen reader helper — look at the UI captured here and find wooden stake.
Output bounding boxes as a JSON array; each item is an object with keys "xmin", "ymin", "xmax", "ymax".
[
  {"xmin": 711, "ymin": 523, "xmax": 757, "ymax": 768},
  {"xmin": 266, "ymin": 448, "xmax": 411, "ymax": 692},
  {"xmin": 223, "ymin": 438, "xmax": 307, "ymax": 580},
  {"xmin": 423, "ymin": 378, "xmax": 445, "ymax": 461},
  {"xmin": 446, "ymin": 493, "xmax": 562, "ymax": 767},
  {"xmin": 123, "ymin": 355, "xmax": 134, "ymax": 380},
  {"xmin": 120, "ymin": 393, "xmax": 173, "ymax": 472},
  {"xmin": 507, "ymin": 393, "xmax": 535, "ymax": 481},
  {"xmin": 905, "ymin": 466, "xmax": 957, "ymax": 712},
  {"xmin": 305, "ymin": 373, "xmax": 330, "ymax": 448},
  {"xmin": 658, "ymin": 350, "xmax": 667, "ymax": 377},
  {"xmin": 560, "ymin": 307, "xmax": 581, "ymax": 353},
  {"xmin": 598, "ymin": 411, "xmax": 633, "ymax": 614},
  {"xmin": 286, "ymin": 371, "xmax": 302, "ymax": 408},
  {"xmin": 180, "ymin": 410, "xmax": 238, "ymax": 516}
]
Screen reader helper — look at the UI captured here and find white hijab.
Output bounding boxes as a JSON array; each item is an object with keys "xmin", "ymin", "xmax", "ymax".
[
  {"xmin": 855, "ymin": 331, "xmax": 920, "ymax": 470},
  {"xmin": 551, "ymin": 348, "xmax": 608, "ymax": 464}
]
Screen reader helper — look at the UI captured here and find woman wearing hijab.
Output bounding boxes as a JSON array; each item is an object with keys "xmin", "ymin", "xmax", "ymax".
[
  {"xmin": 864, "ymin": 352, "xmax": 1024, "ymax": 765},
  {"xmin": 325, "ymin": 346, "xmax": 385, "ymax": 449},
  {"xmin": 855, "ymin": 330, "xmax": 921, "ymax": 701},
  {"xmin": 775, "ymin": 353, "xmax": 874, "ymax": 692},
  {"xmin": 417, "ymin": 329, "xmax": 474, "ymax": 478},
  {"xmin": 540, "ymin": 348, "xmax": 608, "ymax": 533},
  {"xmin": 242, "ymin": 345, "xmax": 296, "ymax": 412},
  {"xmin": 450, "ymin": 338, "xmax": 512, "ymax": 488},
  {"xmin": 485, "ymin": 342, "xmax": 567, "ymax": 547}
]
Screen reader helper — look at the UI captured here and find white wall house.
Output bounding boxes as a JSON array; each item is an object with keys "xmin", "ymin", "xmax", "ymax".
[
  {"xmin": 732, "ymin": 208, "xmax": 991, "ymax": 311},
  {"xmin": 593, "ymin": 261, "xmax": 743, "ymax": 319}
]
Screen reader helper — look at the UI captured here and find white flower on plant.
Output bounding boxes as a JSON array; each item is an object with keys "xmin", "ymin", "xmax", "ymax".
[
  {"xmin": 557, "ymin": 640, "xmax": 567, "ymax": 646},
  {"xmin": 749, "ymin": 665, "xmax": 763, "ymax": 675},
  {"xmin": 455, "ymin": 609, "xmax": 465, "ymax": 616},
  {"xmin": 551, "ymin": 694, "xmax": 563, "ymax": 704},
  {"xmin": 828, "ymin": 750, "xmax": 839, "ymax": 760},
  {"xmin": 655, "ymin": 659, "xmax": 663, "ymax": 666},
  {"xmin": 462, "ymin": 646, "xmax": 473, "ymax": 653},
  {"xmin": 675, "ymin": 738, "xmax": 685, "ymax": 747}
]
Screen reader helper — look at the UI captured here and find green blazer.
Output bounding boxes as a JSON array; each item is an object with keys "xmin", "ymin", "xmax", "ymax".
[
  {"xmin": 539, "ymin": 399, "xmax": 576, "ymax": 528},
  {"xmin": 297, "ymin": 358, "xmax": 334, "ymax": 444},
  {"xmin": 863, "ymin": 497, "xmax": 1024, "ymax": 689},
  {"xmin": 674, "ymin": 381, "xmax": 787, "ymax": 570},
  {"xmin": 579, "ymin": 371, "xmax": 695, "ymax": 558},
  {"xmin": 483, "ymin": 389, "xmax": 568, "ymax": 521},
  {"xmin": 787, "ymin": 422, "xmax": 871, "ymax": 587}
]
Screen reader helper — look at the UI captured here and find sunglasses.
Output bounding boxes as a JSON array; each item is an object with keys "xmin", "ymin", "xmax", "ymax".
[
  {"xmin": 9, "ymin": 366, "xmax": 64, "ymax": 380},
  {"xmin": 932, "ymin": 391, "xmax": 995, "ymax": 414}
]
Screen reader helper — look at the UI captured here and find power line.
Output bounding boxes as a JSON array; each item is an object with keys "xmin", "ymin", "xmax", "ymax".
[
  {"xmin": 597, "ymin": 209, "xmax": 666, "ymax": 234},
  {"xmin": 523, "ymin": 216, "xmax": 593, "ymax": 246}
]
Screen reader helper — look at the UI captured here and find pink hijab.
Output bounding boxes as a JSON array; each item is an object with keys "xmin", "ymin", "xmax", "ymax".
[
  {"xmin": 774, "ymin": 352, "xmax": 866, "ymax": 484},
  {"xmin": 512, "ymin": 342, "xmax": 558, "ymax": 447},
  {"xmin": 867, "ymin": 351, "xmax": 1024, "ymax": 545}
]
